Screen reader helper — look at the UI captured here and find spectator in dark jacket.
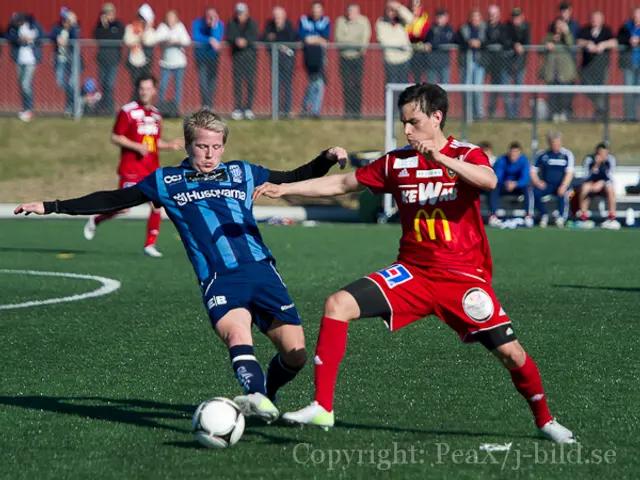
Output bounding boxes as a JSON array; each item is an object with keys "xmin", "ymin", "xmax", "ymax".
[
  {"xmin": 502, "ymin": 7, "xmax": 531, "ymax": 118},
  {"xmin": 227, "ymin": 3, "xmax": 258, "ymax": 120},
  {"xmin": 50, "ymin": 8, "xmax": 81, "ymax": 116},
  {"xmin": 552, "ymin": 2, "xmax": 580, "ymax": 40},
  {"xmin": 191, "ymin": 8, "xmax": 224, "ymax": 110},
  {"xmin": 94, "ymin": 2, "xmax": 124, "ymax": 115},
  {"xmin": 457, "ymin": 9, "xmax": 487, "ymax": 120},
  {"xmin": 484, "ymin": 5, "xmax": 507, "ymax": 118},
  {"xmin": 263, "ymin": 6, "xmax": 297, "ymax": 117},
  {"xmin": 425, "ymin": 9, "xmax": 455, "ymax": 84},
  {"xmin": 618, "ymin": 8, "xmax": 640, "ymax": 120},
  {"xmin": 298, "ymin": 2, "xmax": 330, "ymax": 118},
  {"xmin": 7, "ymin": 12, "xmax": 44, "ymax": 122}
]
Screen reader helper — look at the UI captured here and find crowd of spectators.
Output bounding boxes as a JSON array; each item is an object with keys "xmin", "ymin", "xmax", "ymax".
[{"xmin": 3, "ymin": 1, "xmax": 640, "ymax": 122}]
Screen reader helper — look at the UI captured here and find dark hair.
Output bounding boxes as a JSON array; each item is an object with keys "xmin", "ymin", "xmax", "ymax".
[
  {"xmin": 397, "ymin": 83, "xmax": 449, "ymax": 129},
  {"xmin": 509, "ymin": 141, "xmax": 522, "ymax": 150},
  {"xmin": 595, "ymin": 142, "xmax": 609, "ymax": 152},
  {"xmin": 135, "ymin": 74, "xmax": 157, "ymax": 89},
  {"xmin": 478, "ymin": 141, "xmax": 493, "ymax": 150}
]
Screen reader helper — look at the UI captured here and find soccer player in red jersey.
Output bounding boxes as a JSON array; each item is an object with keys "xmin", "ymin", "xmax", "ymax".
[
  {"xmin": 253, "ymin": 84, "xmax": 576, "ymax": 443},
  {"xmin": 83, "ymin": 74, "xmax": 183, "ymax": 257}
]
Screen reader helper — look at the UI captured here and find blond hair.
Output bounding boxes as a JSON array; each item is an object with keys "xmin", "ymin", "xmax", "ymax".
[{"xmin": 183, "ymin": 108, "xmax": 229, "ymax": 145}]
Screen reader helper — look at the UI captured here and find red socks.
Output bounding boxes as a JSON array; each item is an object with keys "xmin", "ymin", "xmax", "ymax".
[
  {"xmin": 145, "ymin": 211, "xmax": 162, "ymax": 247},
  {"xmin": 314, "ymin": 317, "xmax": 349, "ymax": 412},
  {"xmin": 95, "ymin": 211, "xmax": 119, "ymax": 225},
  {"xmin": 509, "ymin": 354, "xmax": 553, "ymax": 428}
]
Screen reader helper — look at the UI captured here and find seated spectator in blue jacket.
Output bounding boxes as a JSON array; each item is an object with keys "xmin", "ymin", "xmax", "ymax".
[
  {"xmin": 531, "ymin": 130, "xmax": 575, "ymax": 228},
  {"xmin": 488, "ymin": 141, "xmax": 533, "ymax": 227},
  {"xmin": 298, "ymin": 2, "xmax": 330, "ymax": 117},
  {"xmin": 50, "ymin": 8, "xmax": 81, "ymax": 117},
  {"xmin": 191, "ymin": 8, "xmax": 224, "ymax": 109}
]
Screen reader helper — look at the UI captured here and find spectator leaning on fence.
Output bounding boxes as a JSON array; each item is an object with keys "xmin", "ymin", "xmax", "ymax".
[
  {"xmin": 406, "ymin": 0, "xmax": 429, "ymax": 84},
  {"xmin": 531, "ymin": 131, "xmax": 575, "ymax": 228},
  {"xmin": 577, "ymin": 143, "xmax": 620, "ymax": 230},
  {"xmin": 424, "ymin": 8, "xmax": 454, "ymax": 85},
  {"xmin": 7, "ymin": 12, "xmax": 44, "ymax": 123},
  {"xmin": 227, "ymin": 2, "xmax": 259, "ymax": 121},
  {"xmin": 376, "ymin": 2, "xmax": 413, "ymax": 88},
  {"xmin": 484, "ymin": 5, "xmax": 507, "ymax": 119},
  {"xmin": 94, "ymin": 3, "xmax": 124, "ymax": 115},
  {"xmin": 155, "ymin": 10, "xmax": 191, "ymax": 115},
  {"xmin": 263, "ymin": 6, "xmax": 297, "ymax": 118},
  {"xmin": 503, "ymin": 7, "xmax": 530, "ymax": 119},
  {"xmin": 335, "ymin": 3, "xmax": 371, "ymax": 119},
  {"xmin": 50, "ymin": 8, "xmax": 81, "ymax": 117},
  {"xmin": 488, "ymin": 141, "xmax": 533, "ymax": 228},
  {"xmin": 617, "ymin": 8, "xmax": 640, "ymax": 121},
  {"xmin": 191, "ymin": 8, "xmax": 224, "ymax": 110},
  {"xmin": 124, "ymin": 4, "xmax": 156, "ymax": 100},
  {"xmin": 457, "ymin": 9, "xmax": 487, "ymax": 120},
  {"xmin": 541, "ymin": 19, "xmax": 576, "ymax": 124},
  {"xmin": 298, "ymin": 2, "xmax": 331, "ymax": 118},
  {"xmin": 577, "ymin": 11, "xmax": 617, "ymax": 121}
]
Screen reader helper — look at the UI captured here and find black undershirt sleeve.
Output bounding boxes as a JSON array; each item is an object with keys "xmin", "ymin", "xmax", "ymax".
[
  {"xmin": 267, "ymin": 150, "xmax": 338, "ymax": 184},
  {"xmin": 43, "ymin": 186, "xmax": 152, "ymax": 215}
]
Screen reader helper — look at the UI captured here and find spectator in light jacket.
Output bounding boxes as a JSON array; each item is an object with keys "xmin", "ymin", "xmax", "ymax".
[
  {"xmin": 298, "ymin": 2, "xmax": 331, "ymax": 118},
  {"xmin": 376, "ymin": 1, "xmax": 414, "ymax": 88},
  {"xmin": 335, "ymin": 3, "xmax": 371, "ymax": 118},
  {"xmin": 263, "ymin": 6, "xmax": 297, "ymax": 117},
  {"xmin": 50, "ymin": 8, "xmax": 81, "ymax": 116},
  {"xmin": 191, "ymin": 8, "xmax": 224, "ymax": 109},
  {"xmin": 124, "ymin": 3, "xmax": 157, "ymax": 99},
  {"xmin": 155, "ymin": 10, "xmax": 191, "ymax": 111},
  {"xmin": 94, "ymin": 3, "xmax": 124, "ymax": 115},
  {"xmin": 7, "ymin": 12, "xmax": 45, "ymax": 122}
]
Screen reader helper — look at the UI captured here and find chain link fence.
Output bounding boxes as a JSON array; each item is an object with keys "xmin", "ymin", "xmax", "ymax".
[{"xmin": 1, "ymin": 40, "xmax": 640, "ymax": 122}]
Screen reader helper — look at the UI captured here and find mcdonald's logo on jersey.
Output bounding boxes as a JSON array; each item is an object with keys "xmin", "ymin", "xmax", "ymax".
[
  {"xmin": 142, "ymin": 135, "xmax": 157, "ymax": 153},
  {"xmin": 414, "ymin": 208, "xmax": 452, "ymax": 242}
]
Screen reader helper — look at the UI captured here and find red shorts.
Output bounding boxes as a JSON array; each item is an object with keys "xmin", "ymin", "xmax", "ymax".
[{"xmin": 365, "ymin": 263, "xmax": 512, "ymax": 344}]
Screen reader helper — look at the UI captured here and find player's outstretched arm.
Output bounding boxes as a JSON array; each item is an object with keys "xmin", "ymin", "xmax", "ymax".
[
  {"xmin": 253, "ymin": 172, "xmax": 363, "ymax": 200},
  {"xmin": 14, "ymin": 187, "xmax": 152, "ymax": 217},
  {"xmin": 157, "ymin": 138, "xmax": 185, "ymax": 151},
  {"xmin": 267, "ymin": 147, "xmax": 348, "ymax": 184}
]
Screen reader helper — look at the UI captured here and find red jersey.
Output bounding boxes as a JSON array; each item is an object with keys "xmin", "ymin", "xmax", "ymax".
[
  {"xmin": 356, "ymin": 137, "xmax": 494, "ymax": 280},
  {"xmin": 113, "ymin": 101, "xmax": 162, "ymax": 177}
]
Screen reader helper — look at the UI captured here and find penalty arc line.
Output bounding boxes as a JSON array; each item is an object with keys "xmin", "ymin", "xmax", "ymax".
[{"xmin": 0, "ymin": 269, "xmax": 121, "ymax": 310}]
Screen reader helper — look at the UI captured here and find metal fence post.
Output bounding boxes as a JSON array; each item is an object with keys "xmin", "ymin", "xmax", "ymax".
[
  {"xmin": 271, "ymin": 43, "xmax": 280, "ymax": 121},
  {"xmin": 72, "ymin": 39, "xmax": 82, "ymax": 120}
]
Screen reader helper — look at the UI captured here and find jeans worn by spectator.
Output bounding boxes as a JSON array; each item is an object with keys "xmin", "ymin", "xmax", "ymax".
[
  {"xmin": 232, "ymin": 56, "xmax": 257, "ymax": 111},
  {"xmin": 461, "ymin": 59, "xmax": 486, "ymax": 119},
  {"xmin": 97, "ymin": 62, "xmax": 118, "ymax": 114},
  {"xmin": 489, "ymin": 186, "xmax": 533, "ymax": 216},
  {"xmin": 486, "ymin": 57, "xmax": 505, "ymax": 118},
  {"xmin": 547, "ymin": 83, "xmax": 573, "ymax": 119},
  {"xmin": 623, "ymin": 67, "xmax": 640, "ymax": 120},
  {"xmin": 302, "ymin": 72, "xmax": 324, "ymax": 117},
  {"xmin": 339, "ymin": 56, "xmax": 364, "ymax": 118},
  {"xmin": 426, "ymin": 65, "xmax": 451, "ymax": 85},
  {"xmin": 410, "ymin": 50, "xmax": 429, "ymax": 84},
  {"xmin": 196, "ymin": 57, "xmax": 219, "ymax": 109},
  {"xmin": 55, "ymin": 62, "xmax": 74, "ymax": 112},
  {"xmin": 159, "ymin": 67, "xmax": 185, "ymax": 108},
  {"xmin": 581, "ymin": 61, "xmax": 609, "ymax": 120},
  {"xmin": 501, "ymin": 68, "xmax": 526, "ymax": 118},
  {"xmin": 384, "ymin": 61, "xmax": 410, "ymax": 85},
  {"xmin": 16, "ymin": 64, "xmax": 36, "ymax": 111},
  {"xmin": 277, "ymin": 54, "xmax": 295, "ymax": 116}
]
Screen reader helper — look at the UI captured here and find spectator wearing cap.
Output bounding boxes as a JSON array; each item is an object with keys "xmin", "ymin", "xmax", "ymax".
[
  {"xmin": 263, "ymin": 6, "xmax": 297, "ymax": 118},
  {"xmin": 577, "ymin": 11, "xmax": 617, "ymax": 120},
  {"xmin": 155, "ymin": 10, "xmax": 191, "ymax": 113},
  {"xmin": 424, "ymin": 8, "xmax": 455, "ymax": 85},
  {"xmin": 406, "ymin": 0, "xmax": 430, "ymax": 84},
  {"xmin": 335, "ymin": 3, "xmax": 371, "ymax": 119},
  {"xmin": 484, "ymin": 5, "xmax": 508, "ymax": 119},
  {"xmin": 376, "ymin": 2, "xmax": 413, "ymax": 90},
  {"xmin": 191, "ymin": 8, "xmax": 224, "ymax": 110},
  {"xmin": 502, "ymin": 7, "xmax": 530, "ymax": 118},
  {"xmin": 7, "ymin": 12, "xmax": 44, "ymax": 122},
  {"xmin": 456, "ymin": 9, "xmax": 487, "ymax": 120},
  {"xmin": 123, "ymin": 3, "xmax": 156, "ymax": 99},
  {"xmin": 227, "ymin": 2, "xmax": 259, "ymax": 120},
  {"xmin": 618, "ymin": 8, "xmax": 640, "ymax": 121},
  {"xmin": 94, "ymin": 3, "xmax": 124, "ymax": 115},
  {"xmin": 50, "ymin": 8, "xmax": 81, "ymax": 117},
  {"xmin": 298, "ymin": 2, "xmax": 331, "ymax": 118}
]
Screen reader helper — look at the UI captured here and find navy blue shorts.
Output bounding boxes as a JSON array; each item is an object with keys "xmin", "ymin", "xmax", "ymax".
[{"xmin": 201, "ymin": 260, "xmax": 301, "ymax": 333}]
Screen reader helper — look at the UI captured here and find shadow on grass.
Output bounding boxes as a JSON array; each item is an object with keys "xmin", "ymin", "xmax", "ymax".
[
  {"xmin": 553, "ymin": 284, "xmax": 640, "ymax": 293},
  {"xmin": 0, "ymin": 247, "xmax": 90, "ymax": 255}
]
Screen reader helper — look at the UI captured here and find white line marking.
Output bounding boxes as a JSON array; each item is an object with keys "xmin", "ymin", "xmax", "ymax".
[{"xmin": 0, "ymin": 269, "xmax": 121, "ymax": 310}]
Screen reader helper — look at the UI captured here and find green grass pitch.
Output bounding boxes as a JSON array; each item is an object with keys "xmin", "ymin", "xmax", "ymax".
[{"xmin": 0, "ymin": 219, "xmax": 638, "ymax": 479}]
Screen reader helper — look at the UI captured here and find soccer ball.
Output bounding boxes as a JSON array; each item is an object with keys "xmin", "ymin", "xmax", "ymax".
[{"xmin": 192, "ymin": 397, "xmax": 245, "ymax": 448}]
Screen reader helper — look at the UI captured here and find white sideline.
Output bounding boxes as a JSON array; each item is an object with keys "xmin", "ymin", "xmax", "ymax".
[{"xmin": 0, "ymin": 269, "xmax": 121, "ymax": 310}]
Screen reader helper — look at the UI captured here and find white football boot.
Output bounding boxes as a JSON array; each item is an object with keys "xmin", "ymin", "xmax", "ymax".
[
  {"xmin": 143, "ymin": 244, "xmax": 163, "ymax": 258},
  {"xmin": 601, "ymin": 219, "xmax": 621, "ymax": 231},
  {"xmin": 555, "ymin": 217, "xmax": 566, "ymax": 228},
  {"xmin": 538, "ymin": 419, "xmax": 577, "ymax": 444},
  {"xmin": 233, "ymin": 392, "xmax": 279, "ymax": 423},
  {"xmin": 83, "ymin": 216, "xmax": 97, "ymax": 240},
  {"xmin": 282, "ymin": 401, "xmax": 335, "ymax": 431},
  {"xmin": 539, "ymin": 214, "xmax": 549, "ymax": 228}
]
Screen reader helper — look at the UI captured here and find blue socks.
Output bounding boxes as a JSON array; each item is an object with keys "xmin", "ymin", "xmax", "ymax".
[{"xmin": 229, "ymin": 345, "xmax": 266, "ymax": 395}]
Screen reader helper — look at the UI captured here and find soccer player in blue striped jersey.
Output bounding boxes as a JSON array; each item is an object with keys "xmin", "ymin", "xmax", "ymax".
[
  {"xmin": 14, "ymin": 108, "xmax": 348, "ymax": 421},
  {"xmin": 530, "ymin": 131, "xmax": 575, "ymax": 228}
]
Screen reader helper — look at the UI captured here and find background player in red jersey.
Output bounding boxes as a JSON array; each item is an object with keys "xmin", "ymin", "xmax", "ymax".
[
  {"xmin": 253, "ymin": 84, "xmax": 576, "ymax": 443},
  {"xmin": 83, "ymin": 74, "xmax": 184, "ymax": 257}
]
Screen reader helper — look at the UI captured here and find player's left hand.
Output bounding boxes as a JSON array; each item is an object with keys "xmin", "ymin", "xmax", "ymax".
[
  {"xmin": 557, "ymin": 185, "xmax": 567, "ymax": 196},
  {"xmin": 14, "ymin": 202, "xmax": 45, "ymax": 216},
  {"xmin": 252, "ymin": 182, "xmax": 288, "ymax": 201},
  {"xmin": 326, "ymin": 147, "xmax": 348, "ymax": 170}
]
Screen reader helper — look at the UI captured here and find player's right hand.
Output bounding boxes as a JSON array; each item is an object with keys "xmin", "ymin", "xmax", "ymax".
[
  {"xmin": 252, "ymin": 182, "xmax": 287, "ymax": 201},
  {"xmin": 138, "ymin": 144, "xmax": 151, "ymax": 157},
  {"xmin": 14, "ymin": 202, "xmax": 45, "ymax": 216}
]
